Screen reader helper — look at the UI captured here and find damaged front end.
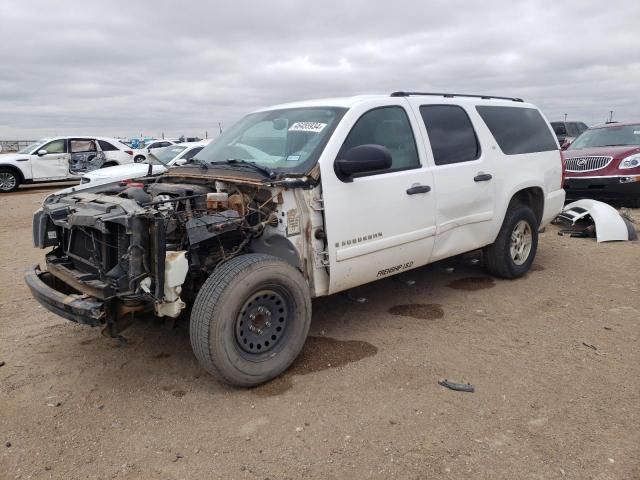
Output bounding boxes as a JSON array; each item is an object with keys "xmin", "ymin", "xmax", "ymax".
[{"xmin": 27, "ymin": 177, "xmax": 280, "ymax": 335}]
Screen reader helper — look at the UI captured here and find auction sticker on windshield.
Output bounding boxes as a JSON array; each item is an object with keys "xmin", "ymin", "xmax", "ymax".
[{"xmin": 289, "ymin": 122, "xmax": 326, "ymax": 133}]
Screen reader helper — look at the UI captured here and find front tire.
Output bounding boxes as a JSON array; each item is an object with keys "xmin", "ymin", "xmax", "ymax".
[
  {"xmin": 484, "ymin": 204, "xmax": 538, "ymax": 278},
  {"xmin": 0, "ymin": 168, "xmax": 20, "ymax": 192},
  {"xmin": 190, "ymin": 254, "xmax": 312, "ymax": 387},
  {"xmin": 134, "ymin": 155, "xmax": 145, "ymax": 162}
]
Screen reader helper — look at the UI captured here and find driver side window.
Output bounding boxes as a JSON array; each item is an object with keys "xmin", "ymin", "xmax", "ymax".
[
  {"xmin": 339, "ymin": 106, "xmax": 419, "ymax": 172},
  {"xmin": 41, "ymin": 139, "xmax": 66, "ymax": 154}
]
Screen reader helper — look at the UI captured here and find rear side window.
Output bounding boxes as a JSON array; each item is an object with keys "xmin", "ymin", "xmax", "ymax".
[
  {"xmin": 477, "ymin": 106, "xmax": 558, "ymax": 154},
  {"xmin": 552, "ymin": 123, "xmax": 567, "ymax": 135},
  {"xmin": 340, "ymin": 106, "xmax": 419, "ymax": 171},
  {"xmin": 182, "ymin": 147, "xmax": 203, "ymax": 160},
  {"xmin": 98, "ymin": 140, "xmax": 118, "ymax": 151},
  {"xmin": 420, "ymin": 105, "xmax": 480, "ymax": 165}
]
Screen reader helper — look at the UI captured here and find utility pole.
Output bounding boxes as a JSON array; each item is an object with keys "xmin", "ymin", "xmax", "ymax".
[
  {"xmin": 564, "ymin": 113, "xmax": 567, "ymax": 122},
  {"xmin": 218, "ymin": 122, "xmax": 223, "ymax": 135},
  {"xmin": 609, "ymin": 111, "xmax": 614, "ymax": 123},
  {"xmin": 205, "ymin": 129, "xmax": 208, "ymax": 139}
]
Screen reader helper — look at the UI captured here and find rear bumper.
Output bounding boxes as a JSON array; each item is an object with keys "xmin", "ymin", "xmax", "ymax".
[
  {"xmin": 25, "ymin": 265, "xmax": 105, "ymax": 326},
  {"xmin": 564, "ymin": 175, "xmax": 640, "ymax": 199},
  {"xmin": 541, "ymin": 188, "xmax": 566, "ymax": 227}
]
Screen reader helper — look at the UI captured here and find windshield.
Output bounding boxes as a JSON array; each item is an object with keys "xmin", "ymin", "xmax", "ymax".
[
  {"xmin": 18, "ymin": 140, "xmax": 46, "ymax": 154},
  {"xmin": 195, "ymin": 107, "xmax": 347, "ymax": 173},
  {"xmin": 569, "ymin": 125, "xmax": 640, "ymax": 149},
  {"xmin": 148, "ymin": 145, "xmax": 187, "ymax": 165}
]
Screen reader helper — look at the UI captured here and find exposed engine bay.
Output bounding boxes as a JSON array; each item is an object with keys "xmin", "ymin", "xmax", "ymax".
[{"xmin": 32, "ymin": 176, "xmax": 288, "ymax": 334}]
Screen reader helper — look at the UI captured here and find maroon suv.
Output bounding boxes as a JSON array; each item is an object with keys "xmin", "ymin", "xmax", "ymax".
[{"xmin": 562, "ymin": 122, "xmax": 640, "ymax": 207}]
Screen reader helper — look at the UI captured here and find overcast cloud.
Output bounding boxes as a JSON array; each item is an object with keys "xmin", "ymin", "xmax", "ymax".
[{"xmin": 1, "ymin": 0, "xmax": 639, "ymax": 139}]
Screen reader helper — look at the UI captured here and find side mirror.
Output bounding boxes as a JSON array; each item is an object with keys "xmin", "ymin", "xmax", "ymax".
[
  {"xmin": 174, "ymin": 158, "xmax": 187, "ymax": 166},
  {"xmin": 334, "ymin": 144, "xmax": 392, "ymax": 182},
  {"xmin": 147, "ymin": 147, "xmax": 152, "ymax": 153},
  {"xmin": 37, "ymin": 149, "xmax": 48, "ymax": 156},
  {"xmin": 561, "ymin": 140, "xmax": 571, "ymax": 150}
]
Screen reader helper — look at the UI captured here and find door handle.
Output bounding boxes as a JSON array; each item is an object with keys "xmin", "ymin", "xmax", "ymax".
[
  {"xmin": 406, "ymin": 184, "xmax": 431, "ymax": 195},
  {"xmin": 474, "ymin": 173, "xmax": 492, "ymax": 182}
]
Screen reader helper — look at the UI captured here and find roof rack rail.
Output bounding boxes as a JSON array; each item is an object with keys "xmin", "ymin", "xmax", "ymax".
[{"xmin": 390, "ymin": 91, "xmax": 524, "ymax": 102}]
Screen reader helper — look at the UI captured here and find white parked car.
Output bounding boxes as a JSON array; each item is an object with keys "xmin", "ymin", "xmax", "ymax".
[
  {"xmin": 132, "ymin": 140, "xmax": 176, "ymax": 162},
  {"xmin": 28, "ymin": 92, "xmax": 565, "ymax": 387},
  {"xmin": 77, "ymin": 141, "xmax": 211, "ymax": 186},
  {"xmin": 0, "ymin": 136, "xmax": 134, "ymax": 192}
]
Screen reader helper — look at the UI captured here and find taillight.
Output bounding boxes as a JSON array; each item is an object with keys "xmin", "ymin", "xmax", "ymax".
[{"xmin": 125, "ymin": 150, "xmax": 133, "ymax": 155}]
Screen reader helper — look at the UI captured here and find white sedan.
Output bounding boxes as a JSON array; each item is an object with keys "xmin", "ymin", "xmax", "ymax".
[
  {"xmin": 78, "ymin": 141, "xmax": 210, "ymax": 186},
  {"xmin": 132, "ymin": 139, "xmax": 177, "ymax": 162}
]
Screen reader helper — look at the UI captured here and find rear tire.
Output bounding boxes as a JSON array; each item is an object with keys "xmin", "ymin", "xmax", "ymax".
[
  {"xmin": 484, "ymin": 204, "xmax": 538, "ymax": 278},
  {"xmin": 190, "ymin": 254, "xmax": 311, "ymax": 387},
  {"xmin": 134, "ymin": 155, "xmax": 145, "ymax": 162},
  {"xmin": 0, "ymin": 168, "xmax": 20, "ymax": 193}
]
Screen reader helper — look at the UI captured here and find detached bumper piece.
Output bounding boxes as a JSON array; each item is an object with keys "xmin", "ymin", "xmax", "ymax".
[{"xmin": 25, "ymin": 265, "xmax": 105, "ymax": 326}]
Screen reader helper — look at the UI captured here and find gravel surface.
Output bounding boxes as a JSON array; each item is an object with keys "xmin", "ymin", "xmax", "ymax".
[{"xmin": 1, "ymin": 188, "xmax": 639, "ymax": 479}]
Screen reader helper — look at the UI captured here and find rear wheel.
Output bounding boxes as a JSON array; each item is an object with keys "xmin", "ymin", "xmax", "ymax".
[
  {"xmin": 190, "ymin": 254, "xmax": 311, "ymax": 387},
  {"xmin": 134, "ymin": 155, "xmax": 145, "ymax": 162},
  {"xmin": 0, "ymin": 168, "xmax": 20, "ymax": 192},
  {"xmin": 484, "ymin": 204, "xmax": 538, "ymax": 278}
]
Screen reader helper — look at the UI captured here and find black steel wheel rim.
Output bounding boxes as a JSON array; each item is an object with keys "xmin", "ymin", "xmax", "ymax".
[{"xmin": 235, "ymin": 288, "xmax": 289, "ymax": 356}]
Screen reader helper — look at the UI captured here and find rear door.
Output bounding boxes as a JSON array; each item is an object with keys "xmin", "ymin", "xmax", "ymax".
[
  {"xmin": 30, "ymin": 138, "xmax": 69, "ymax": 180},
  {"xmin": 406, "ymin": 100, "xmax": 496, "ymax": 261},
  {"xmin": 321, "ymin": 99, "xmax": 437, "ymax": 294}
]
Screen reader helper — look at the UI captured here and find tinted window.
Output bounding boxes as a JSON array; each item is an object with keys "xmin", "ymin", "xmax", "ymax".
[
  {"xmin": 566, "ymin": 123, "xmax": 581, "ymax": 137},
  {"xmin": 340, "ymin": 106, "xmax": 419, "ymax": 171},
  {"xmin": 41, "ymin": 139, "xmax": 66, "ymax": 154},
  {"xmin": 420, "ymin": 105, "xmax": 480, "ymax": 165},
  {"xmin": 477, "ymin": 106, "xmax": 558, "ymax": 154},
  {"xmin": 98, "ymin": 140, "xmax": 118, "ymax": 151},
  {"xmin": 552, "ymin": 123, "xmax": 567, "ymax": 135},
  {"xmin": 182, "ymin": 147, "xmax": 203, "ymax": 160}
]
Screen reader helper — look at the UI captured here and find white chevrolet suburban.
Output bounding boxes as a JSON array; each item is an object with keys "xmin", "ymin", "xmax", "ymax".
[
  {"xmin": 0, "ymin": 136, "xmax": 134, "ymax": 192},
  {"xmin": 26, "ymin": 92, "xmax": 565, "ymax": 386}
]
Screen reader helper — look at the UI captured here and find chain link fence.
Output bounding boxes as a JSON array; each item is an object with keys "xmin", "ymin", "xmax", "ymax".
[{"xmin": 0, "ymin": 140, "xmax": 37, "ymax": 153}]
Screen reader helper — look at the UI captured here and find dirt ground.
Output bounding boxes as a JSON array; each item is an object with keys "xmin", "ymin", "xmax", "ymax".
[{"xmin": 1, "ymin": 186, "xmax": 639, "ymax": 480}]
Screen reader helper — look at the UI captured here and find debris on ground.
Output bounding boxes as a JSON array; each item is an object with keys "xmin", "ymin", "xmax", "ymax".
[
  {"xmin": 554, "ymin": 199, "xmax": 638, "ymax": 242},
  {"xmin": 5, "ymin": 441, "xmax": 11, "ymax": 448},
  {"xmin": 46, "ymin": 402, "xmax": 61, "ymax": 407},
  {"xmin": 0, "ymin": 361, "xmax": 5, "ymax": 367},
  {"xmin": 582, "ymin": 342, "xmax": 598, "ymax": 350},
  {"xmin": 438, "ymin": 379, "xmax": 475, "ymax": 393}
]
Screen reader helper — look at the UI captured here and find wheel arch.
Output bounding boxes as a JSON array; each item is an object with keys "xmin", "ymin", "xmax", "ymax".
[
  {"xmin": 248, "ymin": 232, "xmax": 302, "ymax": 271},
  {"xmin": 0, "ymin": 164, "xmax": 27, "ymax": 183}
]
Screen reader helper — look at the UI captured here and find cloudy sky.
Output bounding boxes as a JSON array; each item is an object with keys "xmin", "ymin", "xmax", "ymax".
[{"xmin": 1, "ymin": 0, "xmax": 639, "ymax": 140}]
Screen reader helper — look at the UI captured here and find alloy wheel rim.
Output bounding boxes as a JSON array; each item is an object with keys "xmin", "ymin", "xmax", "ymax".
[
  {"xmin": 0, "ymin": 172, "xmax": 16, "ymax": 191},
  {"xmin": 510, "ymin": 220, "xmax": 532, "ymax": 266}
]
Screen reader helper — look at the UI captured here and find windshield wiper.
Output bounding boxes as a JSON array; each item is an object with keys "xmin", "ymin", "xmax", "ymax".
[
  {"xmin": 221, "ymin": 158, "xmax": 276, "ymax": 179},
  {"xmin": 188, "ymin": 157, "xmax": 209, "ymax": 170}
]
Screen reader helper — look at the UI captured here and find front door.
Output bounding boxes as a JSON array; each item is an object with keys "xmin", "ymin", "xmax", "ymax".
[
  {"xmin": 321, "ymin": 101, "xmax": 437, "ymax": 294},
  {"xmin": 30, "ymin": 138, "xmax": 69, "ymax": 180},
  {"xmin": 407, "ymin": 101, "xmax": 496, "ymax": 261}
]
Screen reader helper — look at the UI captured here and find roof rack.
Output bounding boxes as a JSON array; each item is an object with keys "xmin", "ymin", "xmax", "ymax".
[{"xmin": 390, "ymin": 91, "xmax": 524, "ymax": 102}]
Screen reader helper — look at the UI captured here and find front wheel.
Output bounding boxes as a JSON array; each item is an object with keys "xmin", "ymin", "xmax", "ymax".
[
  {"xmin": 484, "ymin": 204, "xmax": 538, "ymax": 278},
  {"xmin": 190, "ymin": 254, "xmax": 312, "ymax": 387},
  {"xmin": 134, "ymin": 155, "xmax": 145, "ymax": 162},
  {"xmin": 0, "ymin": 168, "xmax": 20, "ymax": 192}
]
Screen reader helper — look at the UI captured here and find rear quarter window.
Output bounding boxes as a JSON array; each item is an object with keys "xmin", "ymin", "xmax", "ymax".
[{"xmin": 477, "ymin": 106, "xmax": 558, "ymax": 155}]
